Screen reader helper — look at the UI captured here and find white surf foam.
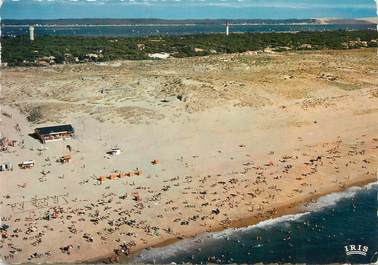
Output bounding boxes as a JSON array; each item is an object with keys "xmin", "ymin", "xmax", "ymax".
[
  {"xmin": 134, "ymin": 181, "xmax": 377, "ymax": 262},
  {"xmin": 303, "ymin": 181, "xmax": 377, "ymax": 211},
  {"xmin": 134, "ymin": 211, "xmax": 310, "ymax": 262},
  {"xmin": 133, "ymin": 234, "xmax": 208, "ymax": 262},
  {"xmin": 210, "ymin": 211, "xmax": 310, "ymax": 241}
]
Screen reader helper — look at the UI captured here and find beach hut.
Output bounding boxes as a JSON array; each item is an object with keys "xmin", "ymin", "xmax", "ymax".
[
  {"xmin": 109, "ymin": 173, "xmax": 118, "ymax": 180},
  {"xmin": 34, "ymin": 124, "xmax": 75, "ymax": 143},
  {"xmin": 0, "ymin": 162, "xmax": 13, "ymax": 172},
  {"xmin": 19, "ymin": 160, "xmax": 34, "ymax": 169},
  {"xmin": 58, "ymin": 155, "xmax": 72, "ymax": 164},
  {"xmin": 107, "ymin": 148, "xmax": 121, "ymax": 156}
]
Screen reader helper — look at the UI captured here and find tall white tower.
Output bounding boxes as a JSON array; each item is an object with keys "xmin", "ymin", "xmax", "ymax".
[
  {"xmin": 225, "ymin": 22, "xmax": 229, "ymax": 36},
  {"xmin": 29, "ymin": 25, "xmax": 35, "ymax": 41}
]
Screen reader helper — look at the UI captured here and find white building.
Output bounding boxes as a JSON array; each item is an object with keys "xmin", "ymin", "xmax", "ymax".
[
  {"xmin": 148, "ymin": 53, "xmax": 170, "ymax": 59},
  {"xmin": 29, "ymin": 25, "xmax": 35, "ymax": 41}
]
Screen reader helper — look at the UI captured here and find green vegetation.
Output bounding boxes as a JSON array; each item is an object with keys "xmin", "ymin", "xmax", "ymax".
[
  {"xmin": 26, "ymin": 106, "xmax": 43, "ymax": 123},
  {"xmin": 2, "ymin": 30, "xmax": 377, "ymax": 66}
]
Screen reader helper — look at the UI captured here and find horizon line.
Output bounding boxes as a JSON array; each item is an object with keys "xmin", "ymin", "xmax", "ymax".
[{"xmin": 2, "ymin": 17, "xmax": 373, "ymax": 20}]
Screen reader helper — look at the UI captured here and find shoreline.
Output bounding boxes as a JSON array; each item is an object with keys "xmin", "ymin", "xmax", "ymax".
[
  {"xmin": 101, "ymin": 176, "xmax": 376, "ymax": 264},
  {"xmin": 1, "ymin": 49, "xmax": 377, "ymax": 264}
]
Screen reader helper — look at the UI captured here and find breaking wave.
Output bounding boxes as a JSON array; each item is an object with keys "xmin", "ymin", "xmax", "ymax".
[
  {"xmin": 133, "ymin": 211, "xmax": 310, "ymax": 263},
  {"xmin": 133, "ymin": 181, "xmax": 377, "ymax": 263},
  {"xmin": 303, "ymin": 181, "xmax": 377, "ymax": 211}
]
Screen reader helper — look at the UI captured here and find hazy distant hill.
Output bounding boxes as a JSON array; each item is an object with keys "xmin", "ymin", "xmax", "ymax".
[
  {"xmin": 3, "ymin": 18, "xmax": 317, "ymax": 26},
  {"xmin": 316, "ymin": 17, "xmax": 378, "ymax": 25}
]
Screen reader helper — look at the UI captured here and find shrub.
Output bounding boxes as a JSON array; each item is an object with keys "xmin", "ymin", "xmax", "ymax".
[{"xmin": 27, "ymin": 106, "xmax": 43, "ymax": 123}]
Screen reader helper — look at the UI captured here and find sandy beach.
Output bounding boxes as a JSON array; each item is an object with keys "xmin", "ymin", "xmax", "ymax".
[{"xmin": 0, "ymin": 48, "xmax": 377, "ymax": 264}]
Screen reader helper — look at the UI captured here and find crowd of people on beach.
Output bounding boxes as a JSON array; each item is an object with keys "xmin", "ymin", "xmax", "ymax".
[{"xmin": 0, "ymin": 132, "xmax": 376, "ymax": 263}]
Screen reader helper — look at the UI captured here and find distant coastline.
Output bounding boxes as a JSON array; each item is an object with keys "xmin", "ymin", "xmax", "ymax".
[
  {"xmin": 2, "ymin": 18, "xmax": 318, "ymax": 26},
  {"xmin": 4, "ymin": 23, "xmax": 327, "ymax": 27},
  {"xmin": 3, "ymin": 17, "xmax": 377, "ymax": 26}
]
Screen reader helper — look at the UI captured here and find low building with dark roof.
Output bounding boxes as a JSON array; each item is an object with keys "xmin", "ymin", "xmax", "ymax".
[{"xmin": 35, "ymin": 124, "xmax": 75, "ymax": 143}]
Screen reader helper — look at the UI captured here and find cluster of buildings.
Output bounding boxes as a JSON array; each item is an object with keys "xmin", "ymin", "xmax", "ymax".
[
  {"xmin": 1, "ymin": 123, "xmax": 123, "ymax": 173},
  {"xmin": 1, "ymin": 124, "xmax": 75, "ymax": 172}
]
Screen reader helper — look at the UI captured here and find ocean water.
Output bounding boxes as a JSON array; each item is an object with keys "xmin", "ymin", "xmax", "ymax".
[
  {"xmin": 133, "ymin": 182, "xmax": 377, "ymax": 264},
  {"xmin": 2, "ymin": 24, "xmax": 376, "ymax": 37}
]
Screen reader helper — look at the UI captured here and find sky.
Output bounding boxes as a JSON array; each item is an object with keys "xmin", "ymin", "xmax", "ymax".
[{"xmin": 0, "ymin": 0, "xmax": 377, "ymax": 20}]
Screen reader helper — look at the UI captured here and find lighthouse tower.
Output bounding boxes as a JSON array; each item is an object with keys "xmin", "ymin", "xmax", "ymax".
[
  {"xmin": 29, "ymin": 26, "xmax": 35, "ymax": 41},
  {"xmin": 225, "ymin": 22, "xmax": 230, "ymax": 36}
]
